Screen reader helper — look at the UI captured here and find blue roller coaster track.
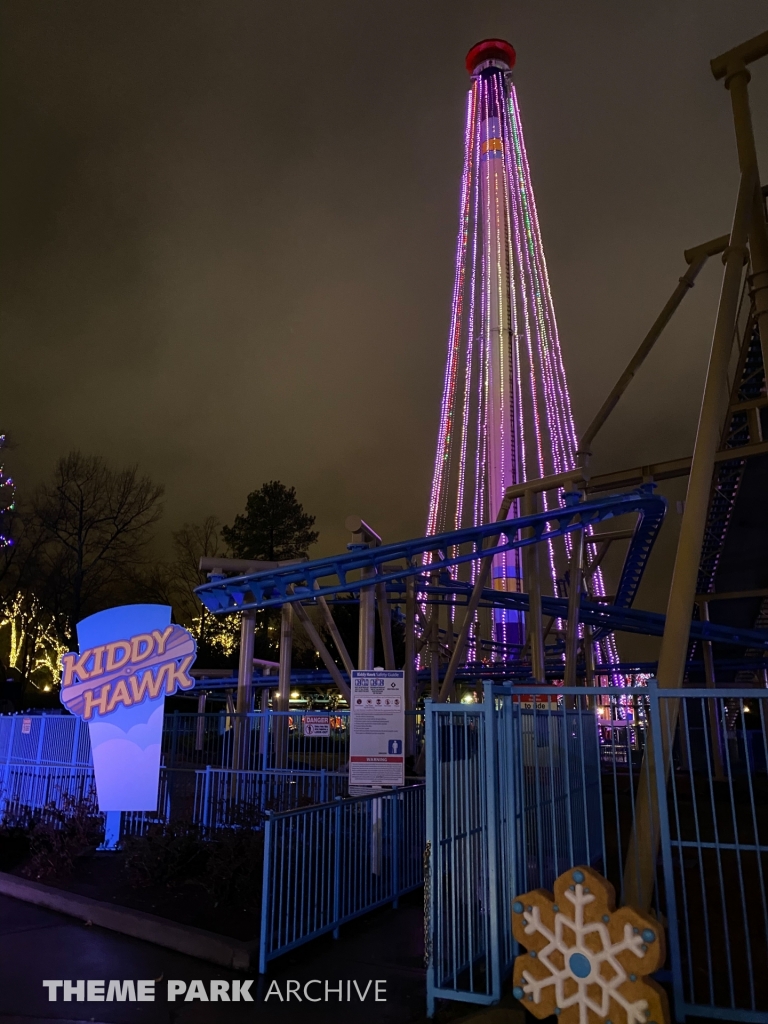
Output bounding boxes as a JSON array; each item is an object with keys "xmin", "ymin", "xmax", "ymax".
[
  {"xmin": 196, "ymin": 486, "xmax": 663, "ymax": 610},
  {"xmin": 194, "ymin": 484, "xmax": 768, "ymax": 659}
]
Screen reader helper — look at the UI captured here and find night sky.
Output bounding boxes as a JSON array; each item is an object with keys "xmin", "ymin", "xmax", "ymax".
[{"xmin": 2, "ymin": 1, "xmax": 767, "ymax": 617}]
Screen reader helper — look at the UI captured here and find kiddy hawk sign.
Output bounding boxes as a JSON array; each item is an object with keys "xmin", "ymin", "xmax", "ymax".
[{"xmin": 60, "ymin": 604, "xmax": 197, "ymax": 812}]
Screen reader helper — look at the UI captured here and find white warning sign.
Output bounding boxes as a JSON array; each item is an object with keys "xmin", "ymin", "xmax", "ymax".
[
  {"xmin": 303, "ymin": 715, "xmax": 330, "ymax": 737},
  {"xmin": 349, "ymin": 670, "xmax": 405, "ymax": 790}
]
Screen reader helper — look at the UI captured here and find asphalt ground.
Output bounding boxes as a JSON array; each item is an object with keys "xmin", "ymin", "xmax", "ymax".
[{"xmin": 0, "ymin": 890, "xmax": 445, "ymax": 1024}]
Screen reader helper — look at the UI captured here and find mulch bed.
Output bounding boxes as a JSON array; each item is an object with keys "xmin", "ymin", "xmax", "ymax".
[{"xmin": 0, "ymin": 840, "xmax": 260, "ymax": 941}]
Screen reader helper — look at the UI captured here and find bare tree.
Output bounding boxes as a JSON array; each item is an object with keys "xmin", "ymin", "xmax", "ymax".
[
  {"xmin": 32, "ymin": 452, "xmax": 164, "ymax": 643},
  {"xmin": 171, "ymin": 516, "xmax": 222, "ymax": 606}
]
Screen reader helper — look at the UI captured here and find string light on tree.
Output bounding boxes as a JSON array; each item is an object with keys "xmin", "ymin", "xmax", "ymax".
[{"xmin": 0, "ymin": 434, "xmax": 15, "ymax": 549}]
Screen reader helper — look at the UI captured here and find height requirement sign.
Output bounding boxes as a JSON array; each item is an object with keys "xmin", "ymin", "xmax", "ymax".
[{"xmin": 349, "ymin": 670, "xmax": 404, "ymax": 790}]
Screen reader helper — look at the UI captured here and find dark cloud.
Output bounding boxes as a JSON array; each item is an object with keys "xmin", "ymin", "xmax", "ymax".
[{"xmin": 2, "ymin": 0, "xmax": 767, "ymax": 601}]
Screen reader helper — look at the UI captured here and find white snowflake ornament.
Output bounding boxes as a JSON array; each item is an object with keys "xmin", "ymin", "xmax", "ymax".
[{"xmin": 511, "ymin": 865, "xmax": 669, "ymax": 1024}]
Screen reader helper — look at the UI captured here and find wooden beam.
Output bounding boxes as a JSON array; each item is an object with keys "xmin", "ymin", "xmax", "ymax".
[
  {"xmin": 695, "ymin": 588, "xmax": 768, "ymax": 603},
  {"xmin": 587, "ymin": 439, "xmax": 768, "ymax": 494}
]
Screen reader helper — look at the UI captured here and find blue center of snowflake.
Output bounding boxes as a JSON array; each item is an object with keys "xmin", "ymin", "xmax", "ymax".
[{"xmin": 568, "ymin": 952, "xmax": 592, "ymax": 978}]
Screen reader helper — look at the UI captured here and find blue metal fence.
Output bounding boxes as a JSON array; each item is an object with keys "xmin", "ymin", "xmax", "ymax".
[
  {"xmin": 259, "ymin": 784, "xmax": 425, "ymax": 972},
  {"xmin": 425, "ymin": 682, "xmax": 768, "ymax": 1023},
  {"xmin": 0, "ymin": 708, "xmax": 424, "ymax": 831},
  {"xmin": 0, "ymin": 709, "xmax": 423, "ymax": 774},
  {"xmin": 652, "ymin": 687, "xmax": 768, "ymax": 1023},
  {"xmin": 0, "ymin": 762, "xmax": 96, "ymax": 820},
  {"xmin": 193, "ymin": 766, "xmax": 348, "ymax": 827},
  {"xmin": 0, "ymin": 713, "xmax": 90, "ymax": 767},
  {"xmin": 425, "ymin": 687, "xmax": 603, "ymax": 1011}
]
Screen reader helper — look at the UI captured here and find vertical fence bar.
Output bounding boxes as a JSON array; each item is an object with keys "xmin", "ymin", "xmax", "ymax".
[
  {"xmin": 425, "ymin": 702, "xmax": 436, "ymax": 1018},
  {"xmin": 483, "ymin": 687, "xmax": 501, "ymax": 1002},
  {"xmin": 648, "ymin": 684, "xmax": 685, "ymax": 1020},
  {"xmin": 333, "ymin": 796, "xmax": 342, "ymax": 939},
  {"xmin": 259, "ymin": 811, "xmax": 273, "ymax": 974},
  {"xmin": 392, "ymin": 791, "xmax": 400, "ymax": 908},
  {"xmin": 35, "ymin": 715, "xmax": 45, "ymax": 764}
]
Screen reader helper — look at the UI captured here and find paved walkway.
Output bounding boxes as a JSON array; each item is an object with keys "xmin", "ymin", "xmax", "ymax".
[{"xmin": 0, "ymin": 891, "xmax": 439, "ymax": 1024}]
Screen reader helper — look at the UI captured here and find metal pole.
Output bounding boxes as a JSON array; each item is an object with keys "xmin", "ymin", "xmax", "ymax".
[
  {"xmin": 578, "ymin": 250, "xmax": 718, "ymax": 464},
  {"xmin": 195, "ymin": 692, "xmax": 206, "ymax": 753},
  {"xmin": 700, "ymin": 600, "xmax": 725, "ymax": 780},
  {"xmin": 359, "ymin": 569, "xmax": 375, "ymax": 670},
  {"xmin": 258, "ymin": 678, "xmax": 269, "ymax": 763},
  {"xmin": 274, "ymin": 603, "xmax": 293, "ymax": 768},
  {"xmin": 584, "ymin": 626, "xmax": 596, "ymax": 687},
  {"xmin": 429, "ymin": 574, "xmax": 440, "ymax": 700},
  {"xmin": 277, "ymin": 604, "xmax": 293, "ymax": 711},
  {"xmin": 316, "ymin": 594, "xmax": 355, "ymax": 676},
  {"xmin": 293, "ymin": 600, "xmax": 351, "ymax": 702},
  {"xmin": 712, "ymin": 34, "xmax": 768, "ymax": 372},
  {"xmin": 623, "ymin": 169, "xmax": 753, "ymax": 911},
  {"xmin": 563, "ymin": 530, "xmax": 584, "ymax": 687},
  {"xmin": 375, "ymin": 581, "xmax": 397, "ymax": 671},
  {"xmin": 437, "ymin": 492, "xmax": 517, "ymax": 702},
  {"xmin": 233, "ymin": 612, "xmax": 256, "ymax": 770},
  {"xmin": 405, "ymin": 576, "xmax": 417, "ymax": 756},
  {"xmin": 523, "ymin": 489, "xmax": 546, "ymax": 683},
  {"xmin": 346, "ymin": 517, "xmax": 382, "ymax": 670}
]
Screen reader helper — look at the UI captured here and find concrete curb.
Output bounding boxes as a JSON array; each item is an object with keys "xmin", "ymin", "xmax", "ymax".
[{"xmin": 0, "ymin": 871, "xmax": 256, "ymax": 970}]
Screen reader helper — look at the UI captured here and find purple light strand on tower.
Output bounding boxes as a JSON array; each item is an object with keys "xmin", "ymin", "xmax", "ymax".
[
  {"xmin": 503, "ymin": 86, "xmax": 572, "ymax": 602},
  {"xmin": 509, "ymin": 87, "xmax": 578, "ymax": 466},
  {"xmin": 427, "ymin": 87, "xmax": 476, "ymax": 540},
  {"xmin": 456, "ymin": 80, "xmax": 481, "ymax": 540},
  {"xmin": 505, "ymin": 84, "xmax": 621, "ymax": 674},
  {"xmin": 508, "ymin": 86, "xmax": 622, "ymax": 676},
  {"xmin": 428, "ymin": 57, "xmax": 623, "ymax": 681},
  {"xmin": 507, "ymin": 87, "xmax": 568, "ymax": 469}
]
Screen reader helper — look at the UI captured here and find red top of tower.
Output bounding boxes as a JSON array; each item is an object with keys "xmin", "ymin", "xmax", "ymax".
[{"xmin": 465, "ymin": 39, "xmax": 516, "ymax": 75}]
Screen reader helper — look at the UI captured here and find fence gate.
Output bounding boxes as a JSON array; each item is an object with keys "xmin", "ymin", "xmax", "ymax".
[{"xmin": 424, "ymin": 687, "xmax": 603, "ymax": 1015}]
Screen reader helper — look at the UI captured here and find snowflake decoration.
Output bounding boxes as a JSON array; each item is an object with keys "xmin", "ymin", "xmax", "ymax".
[{"xmin": 511, "ymin": 865, "xmax": 669, "ymax": 1024}]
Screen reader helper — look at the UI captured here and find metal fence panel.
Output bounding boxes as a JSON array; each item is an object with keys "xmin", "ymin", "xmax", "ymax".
[
  {"xmin": 425, "ymin": 688, "xmax": 603, "ymax": 1013},
  {"xmin": 0, "ymin": 763, "xmax": 96, "ymax": 818},
  {"xmin": 193, "ymin": 767, "xmax": 348, "ymax": 826},
  {"xmin": 259, "ymin": 784, "xmax": 426, "ymax": 972},
  {"xmin": 426, "ymin": 698, "xmax": 498, "ymax": 1008},
  {"xmin": 1, "ymin": 709, "xmax": 422, "ymax": 774},
  {"xmin": 651, "ymin": 687, "xmax": 768, "ymax": 1024},
  {"xmin": 426, "ymin": 682, "xmax": 768, "ymax": 1023}
]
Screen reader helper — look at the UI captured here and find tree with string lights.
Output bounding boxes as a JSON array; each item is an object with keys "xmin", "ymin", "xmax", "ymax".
[{"xmin": 0, "ymin": 433, "xmax": 14, "ymax": 550}]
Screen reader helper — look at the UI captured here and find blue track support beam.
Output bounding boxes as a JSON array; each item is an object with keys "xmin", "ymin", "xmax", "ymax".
[
  {"xmin": 194, "ymin": 483, "xmax": 768, "ymax": 659},
  {"xmin": 465, "ymin": 588, "xmax": 768, "ymax": 649},
  {"xmin": 196, "ymin": 486, "xmax": 665, "ymax": 615},
  {"xmin": 188, "ymin": 653, "xmax": 768, "ymax": 692}
]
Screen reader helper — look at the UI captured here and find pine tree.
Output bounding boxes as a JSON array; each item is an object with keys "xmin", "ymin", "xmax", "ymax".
[{"xmin": 222, "ymin": 481, "xmax": 318, "ymax": 561}]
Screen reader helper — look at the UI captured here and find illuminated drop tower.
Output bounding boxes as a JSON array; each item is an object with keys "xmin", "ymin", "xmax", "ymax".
[{"xmin": 427, "ymin": 40, "xmax": 586, "ymax": 656}]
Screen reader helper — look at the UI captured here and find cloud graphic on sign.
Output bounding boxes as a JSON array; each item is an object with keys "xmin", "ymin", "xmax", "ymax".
[
  {"xmin": 90, "ymin": 738, "xmax": 163, "ymax": 812},
  {"xmin": 88, "ymin": 703, "xmax": 164, "ymax": 752}
]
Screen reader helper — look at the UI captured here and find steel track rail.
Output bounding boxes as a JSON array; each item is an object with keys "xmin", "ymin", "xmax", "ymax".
[{"xmin": 196, "ymin": 486, "xmax": 664, "ymax": 614}]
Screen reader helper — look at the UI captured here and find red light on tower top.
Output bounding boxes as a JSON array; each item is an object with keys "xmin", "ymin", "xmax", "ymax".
[{"xmin": 465, "ymin": 39, "xmax": 516, "ymax": 76}]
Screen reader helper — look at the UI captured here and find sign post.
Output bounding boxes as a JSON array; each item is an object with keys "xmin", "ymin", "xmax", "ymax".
[{"xmin": 349, "ymin": 669, "xmax": 405, "ymax": 793}]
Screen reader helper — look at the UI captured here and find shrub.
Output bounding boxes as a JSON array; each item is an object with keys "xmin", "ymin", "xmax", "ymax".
[
  {"xmin": 202, "ymin": 819, "xmax": 264, "ymax": 906},
  {"xmin": 122, "ymin": 801, "xmax": 265, "ymax": 908},
  {"xmin": 122, "ymin": 821, "xmax": 208, "ymax": 889},
  {"xmin": 0, "ymin": 793, "xmax": 104, "ymax": 881},
  {"xmin": 0, "ymin": 823, "xmax": 31, "ymax": 871}
]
